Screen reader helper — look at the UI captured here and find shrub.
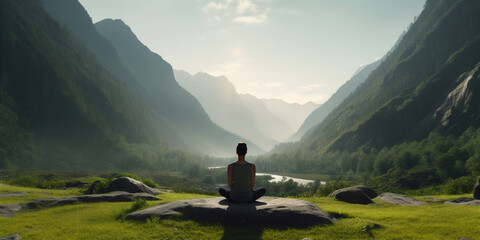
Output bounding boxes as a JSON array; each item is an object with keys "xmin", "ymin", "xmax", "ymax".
[
  {"xmin": 8, "ymin": 175, "xmax": 66, "ymax": 189},
  {"xmin": 116, "ymin": 199, "xmax": 149, "ymax": 221},
  {"xmin": 83, "ymin": 179, "xmax": 112, "ymax": 194},
  {"xmin": 444, "ymin": 176, "xmax": 476, "ymax": 194},
  {"xmin": 142, "ymin": 178, "xmax": 159, "ymax": 188},
  {"xmin": 315, "ymin": 180, "xmax": 353, "ymax": 197}
]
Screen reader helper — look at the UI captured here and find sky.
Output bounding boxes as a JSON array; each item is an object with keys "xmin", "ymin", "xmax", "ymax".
[{"xmin": 79, "ymin": 0, "xmax": 425, "ymax": 104}]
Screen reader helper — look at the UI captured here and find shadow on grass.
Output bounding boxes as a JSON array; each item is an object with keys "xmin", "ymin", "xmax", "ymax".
[{"xmin": 220, "ymin": 223, "xmax": 264, "ymax": 240}]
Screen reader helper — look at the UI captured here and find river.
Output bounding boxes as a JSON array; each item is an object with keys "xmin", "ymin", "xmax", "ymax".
[{"xmin": 208, "ymin": 166, "xmax": 325, "ymax": 185}]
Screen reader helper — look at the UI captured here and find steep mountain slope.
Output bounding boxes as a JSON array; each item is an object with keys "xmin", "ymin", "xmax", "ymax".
[
  {"xmin": 261, "ymin": 99, "xmax": 318, "ymax": 133},
  {"xmin": 289, "ymin": 60, "xmax": 381, "ymax": 142},
  {"xmin": 40, "ymin": 0, "xmax": 140, "ymax": 90},
  {"xmin": 239, "ymin": 94, "xmax": 293, "ymax": 142},
  {"xmin": 95, "ymin": 19, "xmax": 261, "ymax": 156},
  {"xmin": 174, "ymin": 70, "xmax": 278, "ymax": 150},
  {"xmin": 0, "ymin": 0, "xmax": 159, "ymax": 169},
  {"xmin": 302, "ymin": 0, "xmax": 480, "ymax": 153},
  {"xmin": 40, "ymin": 0, "xmax": 184, "ymax": 148}
]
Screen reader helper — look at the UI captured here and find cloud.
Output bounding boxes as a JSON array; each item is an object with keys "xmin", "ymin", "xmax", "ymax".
[
  {"xmin": 201, "ymin": 0, "xmax": 268, "ymax": 25},
  {"xmin": 233, "ymin": 13, "xmax": 267, "ymax": 25},
  {"xmin": 274, "ymin": 8, "xmax": 300, "ymax": 16},
  {"xmin": 236, "ymin": 0, "xmax": 257, "ymax": 14},
  {"xmin": 265, "ymin": 82, "xmax": 285, "ymax": 88},
  {"xmin": 202, "ymin": 0, "xmax": 231, "ymax": 13}
]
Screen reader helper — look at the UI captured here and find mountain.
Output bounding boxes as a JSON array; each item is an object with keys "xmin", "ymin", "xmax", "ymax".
[
  {"xmin": 174, "ymin": 70, "xmax": 282, "ymax": 150},
  {"xmin": 239, "ymin": 94, "xmax": 293, "ymax": 143},
  {"xmin": 301, "ymin": 0, "xmax": 480, "ymax": 153},
  {"xmin": 0, "ymin": 0, "xmax": 160, "ymax": 169},
  {"xmin": 94, "ymin": 19, "xmax": 261, "ymax": 156},
  {"xmin": 261, "ymin": 99, "xmax": 319, "ymax": 133},
  {"xmin": 40, "ymin": 0, "xmax": 141, "ymax": 91},
  {"xmin": 39, "ymin": 0, "xmax": 188, "ymax": 149},
  {"xmin": 289, "ymin": 60, "xmax": 381, "ymax": 142}
]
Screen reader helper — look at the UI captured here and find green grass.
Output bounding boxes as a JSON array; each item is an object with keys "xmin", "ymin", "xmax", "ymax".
[
  {"xmin": 1, "ymin": 184, "xmax": 479, "ymax": 239},
  {"xmin": 0, "ymin": 184, "xmax": 82, "ymax": 205}
]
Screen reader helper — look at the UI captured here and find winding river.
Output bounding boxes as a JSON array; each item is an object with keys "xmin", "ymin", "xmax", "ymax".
[{"xmin": 208, "ymin": 166, "xmax": 325, "ymax": 185}]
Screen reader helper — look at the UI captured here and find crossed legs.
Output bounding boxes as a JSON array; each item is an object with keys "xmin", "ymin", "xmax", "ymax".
[{"xmin": 219, "ymin": 187, "xmax": 266, "ymax": 203}]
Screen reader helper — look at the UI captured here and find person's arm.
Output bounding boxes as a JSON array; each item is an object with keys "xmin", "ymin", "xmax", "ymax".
[
  {"xmin": 227, "ymin": 164, "xmax": 233, "ymax": 188},
  {"xmin": 250, "ymin": 163, "xmax": 256, "ymax": 189}
]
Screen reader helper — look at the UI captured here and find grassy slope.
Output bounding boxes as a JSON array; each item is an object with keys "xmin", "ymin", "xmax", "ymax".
[{"xmin": 1, "ymin": 185, "xmax": 479, "ymax": 240}]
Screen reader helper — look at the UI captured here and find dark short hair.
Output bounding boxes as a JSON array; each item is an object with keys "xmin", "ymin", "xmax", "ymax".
[{"xmin": 236, "ymin": 142, "xmax": 247, "ymax": 156}]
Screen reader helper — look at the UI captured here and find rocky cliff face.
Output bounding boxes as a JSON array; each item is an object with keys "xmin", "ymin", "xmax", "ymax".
[
  {"xmin": 434, "ymin": 63, "xmax": 480, "ymax": 130},
  {"xmin": 300, "ymin": 0, "xmax": 480, "ymax": 153}
]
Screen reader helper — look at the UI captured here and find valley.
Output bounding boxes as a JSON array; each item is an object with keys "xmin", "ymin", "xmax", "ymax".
[{"xmin": 1, "ymin": 0, "xmax": 480, "ymax": 239}]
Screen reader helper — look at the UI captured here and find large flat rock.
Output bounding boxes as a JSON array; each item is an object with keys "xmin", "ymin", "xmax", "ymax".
[
  {"xmin": 444, "ymin": 197, "xmax": 480, "ymax": 206},
  {"xmin": 375, "ymin": 193, "xmax": 426, "ymax": 206},
  {"xmin": 0, "ymin": 204, "xmax": 23, "ymax": 217},
  {"xmin": 127, "ymin": 197, "xmax": 335, "ymax": 227},
  {"xmin": 0, "ymin": 192, "xmax": 27, "ymax": 198},
  {"xmin": 25, "ymin": 191, "xmax": 160, "ymax": 209},
  {"xmin": 0, "ymin": 234, "xmax": 21, "ymax": 240},
  {"xmin": 0, "ymin": 191, "xmax": 160, "ymax": 217}
]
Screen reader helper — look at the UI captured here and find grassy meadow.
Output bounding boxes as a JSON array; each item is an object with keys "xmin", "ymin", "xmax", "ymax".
[{"xmin": 1, "ymin": 183, "xmax": 479, "ymax": 240}]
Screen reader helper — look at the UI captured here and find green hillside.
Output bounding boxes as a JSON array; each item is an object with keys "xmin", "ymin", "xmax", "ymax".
[
  {"xmin": 0, "ymin": 0, "xmax": 229, "ymax": 173},
  {"xmin": 255, "ymin": 0, "xmax": 480, "ymax": 185},
  {"xmin": 0, "ymin": 0, "xmax": 161, "ymax": 169},
  {"xmin": 304, "ymin": 0, "xmax": 480, "ymax": 153}
]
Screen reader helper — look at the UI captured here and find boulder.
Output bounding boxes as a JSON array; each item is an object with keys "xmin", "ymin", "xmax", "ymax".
[
  {"xmin": 353, "ymin": 185, "xmax": 378, "ymax": 199},
  {"xmin": 474, "ymin": 176, "xmax": 480, "ymax": 199},
  {"xmin": 328, "ymin": 186, "xmax": 374, "ymax": 204},
  {"xmin": 444, "ymin": 197, "xmax": 480, "ymax": 206},
  {"xmin": 0, "ymin": 234, "xmax": 20, "ymax": 240},
  {"xmin": 127, "ymin": 197, "xmax": 335, "ymax": 227},
  {"xmin": 106, "ymin": 177, "xmax": 161, "ymax": 195},
  {"xmin": 375, "ymin": 193, "xmax": 426, "ymax": 206}
]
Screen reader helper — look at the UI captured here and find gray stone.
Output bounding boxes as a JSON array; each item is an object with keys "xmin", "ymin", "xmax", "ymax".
[
  {"xmin": 354, "ymin": 185, "xmax": 378, "ymax": 199},
  {"xmin": 444, "ymin": 198, "xmax": 480, "ymax": 206},
  {"xmin": 25, "ymin": 191, "xmax": 160, "ymax": 209},
  {"xmin": 127, "ymin": 197, "xmax": 335, "ymax": 227},
  {"xmin": 328, "ymin": 186, "xmax": 373, "ymax": 204},
  {"xmin": 0, "ymin": 204, "xmax": 23, "ymax": 217},
  {"xmin": 106, "ymin": 177, "xmax": 161, "ymax": 195},
  {"xmin": 0, "ymin": 192, "xmax": 27, "ymax": 198},
  {"xmin": 375, "ymin": 192, "xmax": 426, "ymax": 206},
  {"xmin": 0, "ymin": 234, "xmax": 20, "ymax": 240},
  {"xmin": 0, "ymin": 191, "xmax": 160, "ymax": 217},
  {"xmin": 474, "ymin": 176, "xmax": 480, "ymax": 199}
]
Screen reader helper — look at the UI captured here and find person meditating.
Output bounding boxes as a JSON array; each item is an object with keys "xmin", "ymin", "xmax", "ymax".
[{"xmin": 219, "ymin": 142, "xmax": 266, "ymax": 203}]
